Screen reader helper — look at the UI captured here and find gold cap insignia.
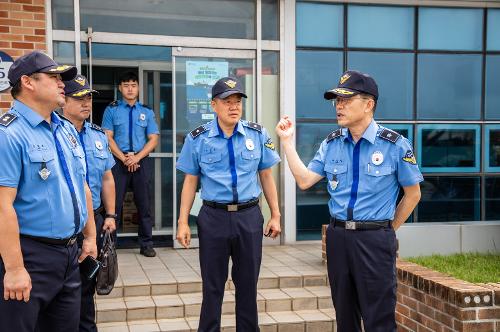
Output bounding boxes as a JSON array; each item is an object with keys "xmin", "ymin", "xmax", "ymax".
[
  {"xmin": 75, "ymin": 77, "xmax": 86, "ymax": 86},
  {"xmin": 72, "ymin": 89, "xmax": 90, "ymax": 97},
  {"xmin": 332, "ymin": 88, "xmax": 354, "ymax": 95},
  {"xmin": 224, "ymin": 80, "xmax": 237, "ymax": 89},
  {"xmin": 339, "ymin": 74, "xmax": 350, "ymax": 84},
  {"xmin": 49, "ymin": 65, "xmax": 70, "ymax": 72}
]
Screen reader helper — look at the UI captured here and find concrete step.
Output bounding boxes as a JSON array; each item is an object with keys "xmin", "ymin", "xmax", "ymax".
[
  {"xmin": 97, "ymin": 309, "xmax": 337, "ymax": 332},
  {"xmin": 96, "ymin": 286, "xmax": 334, "ymax": 324}
]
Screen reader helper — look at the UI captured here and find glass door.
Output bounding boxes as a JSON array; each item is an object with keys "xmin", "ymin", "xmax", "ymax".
[{"xmin": 172, "ymin": 47, "xmax": 256, "ymax": 248}]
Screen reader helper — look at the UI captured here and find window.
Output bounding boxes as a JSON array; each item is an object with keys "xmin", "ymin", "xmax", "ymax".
[
  {"xmin": 348, "ymin": 52, "xmax": 414, "ymax": 120},
  {"xmin": 53, "ymin": 41, "xmax": 75, "ymax": 65},
  {"xmin": 418, "ymin": 124, "xmax": 480, "ymax": 172},
  {"xmin": 296, "ymin": 2, "xmax": 343, "ymax": 47},
  {"xmin": 485, "ymin": 177, "xmax": 500, "ymax": 220},
  {"xmin": 418, "ymin": 177, "xmax": 480, "ymax": 222},
  {"xmin": 485, "ymin": 55, "xmax": 500, "ymax": 120},
  {"xmin": 348, "ymin": 5, "xmax": 414, "ymax": 49},
  {"xmin": 81, "ymin": 43, "xmax": 171, "ymax": 62},
  {"xmin": 418, "ymin": 7, "xmax": 483, "ymax": 51},
  {"xmin": 485, "ymin": 125, "xmax": 500, "ymax": 172},
  {"xmin": 487, "ymin": 9, "xmax": 500, "ymax": 51},
  {"xmin": 417, "ymin": 54, "xmax": 482, "ymax": 120},
  {"xmin": 52, "ymin": 0, "xmax": 74, "ymax": 30},
  {"xmin": 262, "ymin": 0, "xmax": 279, "ymax": 40},
  {"xmin": 296, "ymin": 50, "xmax": 343, "ymax": 119}
]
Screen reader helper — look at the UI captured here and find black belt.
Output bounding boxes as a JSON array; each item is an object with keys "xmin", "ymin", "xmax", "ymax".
[
  {"xmin": 20, "ymin": 233, "xmax": 80, "ymax": 246},
  {"xmin": 203, "ymin": 198, "xmax": 259, "ymax": 212},
  {"xmin": 94, "ymin": 206, "xmax": 104, "ymax": 215},
  {"xmin": 330, "ymin": 217, "xmax": 391, "ymax": 231}
]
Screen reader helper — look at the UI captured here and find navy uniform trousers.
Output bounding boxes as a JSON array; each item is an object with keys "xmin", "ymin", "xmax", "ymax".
[
  {"xmin": 0, "ymin": 237, "xmax": 81, "ymax": 332},
  {"xmin": 112, "ymin": 156, "xmax": 153, "ymax": 248},
  {"xmin": 197, "ymin": 204, "xmax": 264, "ymax": 332},
  {"xmin": 326, "ymin": 223, "xmax": 398, "ymax": 332},
  {"xmin": 78, "ymin": 213, "xmax": 104, "ymax": 332}
]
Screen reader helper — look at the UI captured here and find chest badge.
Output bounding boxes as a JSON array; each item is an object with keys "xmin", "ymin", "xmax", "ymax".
[
  {"xmin": 246, "ymin": 138, "xmax": 255, "ymax": 151},
  {"xmin": 95, "ymin": 140, "xmax": 103, "ymax": 150},
  {"xmin": 371, "ymin": 151, "xmax": 384, "ymax": 165},
  {"xmin": 329, "ymin": 174, "xmax": 339, "ymax": 191},
  {"xmin": 39, "ymin": 162, "xmax": 51, "ymax": 180},
  {"xmin": 140, "ymin": 113, "xmax": 146, "ymax": 121}
]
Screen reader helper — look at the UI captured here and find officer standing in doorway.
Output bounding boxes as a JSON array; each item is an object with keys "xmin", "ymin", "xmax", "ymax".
[
  {"xmin": 0, "ymin": 51, "xmax": 97, "ymax": 331},
  {"xmin": 102, "ymin": 71, "xmax": 159, "ymax": 257},
  {"xmin": 276, "ymin": 70, "xmax": 423, "ymax": 332},
  {"xmin": 176, "ymin": 77, "xmax": 281, "ymax": 332},
  {"xmin": 62, "ymin": 74, "xmax": 117, "ymax": 332}
]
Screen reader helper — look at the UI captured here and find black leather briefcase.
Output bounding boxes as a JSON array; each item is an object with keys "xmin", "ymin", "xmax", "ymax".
[{"xmin": 96, "ymin": 230, "xmax": 118, "ymax": 295}]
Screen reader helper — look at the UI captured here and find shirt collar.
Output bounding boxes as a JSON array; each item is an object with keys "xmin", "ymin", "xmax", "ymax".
[
  {"xmin": 345, "ymin": 119, "xmax": 378, "ymax": 145},
  {"xmin": 207, "ymin": 118, "xmax": 246, "ymax": 138},
  {"xmin": 13, "ymin": 100, "xmax": 46, "ymax": 128},
  {"xmin": 121, "ymin": 99, "xmax": 138, "ymax": 108}
]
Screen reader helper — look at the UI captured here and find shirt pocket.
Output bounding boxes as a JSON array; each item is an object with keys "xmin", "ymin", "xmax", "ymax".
[
  {"xmin": 364, "ymin": 165, "xmax": 394, "ymax": 192},
  {"xmin": 324, "ymin": 163, "xmax": 348, "ymax": 191},
  {"xmin": 240, "ymin": 150, "xmax": 261, "ymax": 172},
  {"xmin": 71, "ymin": 146, "xmax": 87, "ymax": 175},
  {"xmin": 200, "ymin": 152, "xmax": 222, "ymax": 173},
  {"xmin": 135, "ymin": 119, "xmax": 148, "ymax": 128},
  {"xmin": 28, "ymin": 149, "xmax": 55, "ymax": 180},
  {"xmin": 92, "ymin": 149, "xmax": 108, "ymax": 170}
]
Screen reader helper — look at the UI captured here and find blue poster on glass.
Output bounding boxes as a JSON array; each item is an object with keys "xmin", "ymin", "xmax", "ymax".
[{"xmin": 186, "ymin": 61, "xmax": 228, "ymax": 125}]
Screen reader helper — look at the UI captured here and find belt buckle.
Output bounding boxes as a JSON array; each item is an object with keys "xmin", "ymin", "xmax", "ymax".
[
  {"xmin": 345, "ymin": 220, "xmax": 356, "ymax": 230},
  {"xmin": 66, "ymin": 236, "xmax": 77, "ymax": 246},
  {"xmin": 227, "ymin": 204, "xmax": 238, "ymax": 212}
]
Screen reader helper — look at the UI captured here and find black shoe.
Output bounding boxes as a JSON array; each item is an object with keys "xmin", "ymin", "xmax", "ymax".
[{"xmin": 140, "ymin": 247, "xmax": 156, "ymax": 257}]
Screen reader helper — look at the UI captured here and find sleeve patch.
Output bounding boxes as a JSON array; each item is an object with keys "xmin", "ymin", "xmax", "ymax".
[
  {"xmin": 190, "ymin": 125, "xmax": 208, "ymax": 138},
  {"xmin": 326, "ymin": 128, "xmax": 342, "ymax": 143},
  {"xmin": 264, "ymin": 138, "xmax": 275, "ymax": 150},
  {"xmin": 402, "ymin": 150, "xmax": 417, "ymax": 165},
  {"xmin": 0, "ymin": 113, "xmax": 17, "ymax": 127}
]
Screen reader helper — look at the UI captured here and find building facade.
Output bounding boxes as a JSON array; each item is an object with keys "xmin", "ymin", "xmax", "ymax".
[{"xmin": 0, "ymin": 0, "xmax": 499, "ymax": 247}]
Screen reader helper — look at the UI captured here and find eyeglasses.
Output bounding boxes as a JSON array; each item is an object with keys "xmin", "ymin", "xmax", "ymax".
[{"xmin": 332, "ymin": 96, "xmax": 369, "ymax": 107}]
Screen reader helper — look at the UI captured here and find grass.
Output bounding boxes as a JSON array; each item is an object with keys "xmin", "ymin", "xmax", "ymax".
[{"xmin": 407, "ymin": 253, "xmax": 500, "ymax": 284}]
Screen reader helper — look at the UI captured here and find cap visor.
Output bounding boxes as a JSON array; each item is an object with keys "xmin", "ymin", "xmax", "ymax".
[
  {"xmin": 324, "ymin": 88, "xmax": 359, "ymax": 100},
  {"xmin": 41, "ymin": 65, "xmax": 77, "ymax": 81},
  {"xmin": 215, "ymin": 90, "xmax": 247, "ymax": 99},
  {"xmin": 69, "ymin": 89, "xmax": 98, "ymax": 98}
]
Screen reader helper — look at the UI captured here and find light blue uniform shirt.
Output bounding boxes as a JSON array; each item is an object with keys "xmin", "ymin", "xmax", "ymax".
[
  {"xmin": 78, "ymin": 121, "xmax": 115, "ymax": 208},
  {"xmin": 308, "ymin": 120, "xmax": 423, "ymax": 221},
  {"xmin": 176, "ymin": 118, "xmax": 281, "ymax": 203},
  {"xmin": 101, "ymin": 100, "xmax": 159, "ymax": 153},
  {"xmin": 0, "ymin": 100, "xmax": 88, "ymax": 238}
]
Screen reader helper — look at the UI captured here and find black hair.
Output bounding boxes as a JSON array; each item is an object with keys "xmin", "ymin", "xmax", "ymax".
[{"xmin": 119, "ymin": 71, "xmax": 139, "ymax": 84}]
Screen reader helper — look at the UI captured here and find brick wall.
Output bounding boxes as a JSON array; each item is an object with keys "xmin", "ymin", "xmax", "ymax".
[
  {"xmin": 0, "ymin": 0, "xmax": 47, "ymax": 112},
  {"xmin": 321, "ymin": 224, "xmax": 500, "ymax": 331}
]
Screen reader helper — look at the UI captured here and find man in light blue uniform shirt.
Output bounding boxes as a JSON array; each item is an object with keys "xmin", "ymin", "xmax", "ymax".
[
  {"xmin": 62, "ymin": 74, "xmax": 116, "ymax": 332},
  {"xmin": 0, "ymin": 51, "xmax": 97, "ymax": 332},
  {"xmin": 176, "ymin": 77, "xmax": 281, "ymax": 332},
  {"xmin": 101, "ymin": 71, "xmax": 159, "ymax": 257},
  {"xmin": 276, "ymin": 70, "xmax": 423, "ymax": 332}
]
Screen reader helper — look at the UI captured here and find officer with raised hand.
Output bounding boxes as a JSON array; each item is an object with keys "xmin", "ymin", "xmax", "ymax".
[
  {"xmin": 62, "ymin": 74, "xmax": 116, "ymax": 332},
  {"xmin": 176, "ymin": 77, "xmax": 281, "ymax": 332},
  {"xmin": 0, "ymin": 51, "xmax": 97, "ymax": 331},
  {"xmin": 276, "ymin": 70, "xmax": 423, "ymax": 332},
  {"xmin": 101, "ymin": 71, "xmax": 159, "ymax": 257}
]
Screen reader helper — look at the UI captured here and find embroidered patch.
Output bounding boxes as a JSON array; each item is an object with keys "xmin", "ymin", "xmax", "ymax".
[
  {"xmin": 402, "ymin": 150, "xmax": 417, "ymax": 165},
  {"xmin": 264, "ymin": 138, "xmax": 275, "ymax": 150}
]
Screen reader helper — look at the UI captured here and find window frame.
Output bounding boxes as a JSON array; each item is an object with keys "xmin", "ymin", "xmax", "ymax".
[{"xmin": 485, "ymin": 124, "xmax": 500, "ymax": 172}]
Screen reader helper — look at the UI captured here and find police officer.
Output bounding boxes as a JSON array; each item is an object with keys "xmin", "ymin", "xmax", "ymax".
[
  {"xmin": 102, "ymin": 71, "xmax": 159, "ymax": 257},
  {"xmin": 176, "ymin": 77, "xmax": 281, "ymax": 332},
  {"xmin": 0, "ymin": 51, "xmax": 97, "ymax": 331},
  {"xmin": 61, "ymin": 74, "xmax": 117, "ymax": 332},
  {"xmin": 276, "ymin": 70, "xmax": 423, "ymax": 332}
]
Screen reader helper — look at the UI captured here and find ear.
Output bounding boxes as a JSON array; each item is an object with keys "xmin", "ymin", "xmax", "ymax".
[
  {"xmin": 365, "ymin": 98, "xmax": 375, "ymax": 113},
  {"xmin": 20, "ymin": 75, "xmax": 35, "ymax": 92}
]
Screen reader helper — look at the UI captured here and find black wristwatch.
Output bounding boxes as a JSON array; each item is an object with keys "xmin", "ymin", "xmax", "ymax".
[{"xmin": 105, "ymin": 213, "xmax": 118, "ymax": 220}]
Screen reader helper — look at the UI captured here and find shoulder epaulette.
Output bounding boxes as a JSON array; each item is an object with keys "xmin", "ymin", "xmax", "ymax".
[
  {"xmin": 378, "ymin": 128, "xmax": 401, "ymax": 144},
  {"xmin": 326, "ymin": 128, "xmax": 343, "ymax": 143},
  {"xmin": 245, "ymin": 121, "xmax": 262, "ymax": 132},
  {"xmin": 109, "ymin": 100, "xmax": 119, "ymax": 107},
  {"xmin": 0, "ymin": 113, "xmax": 17, "ymax": 127},
  {"xmin": 190, "ymin": 125, "xmax": 208, "ymax": 139},
  {"xmin": 89, "ymin": 122, "xmax": 105, "ymax": 133},
  {"xmin": 141, "ymin": 103, "xmax": 153, "ymax": 110},
  {"xmin": 56, "ymin": 111, "xmax": 72, "ymax": 123}
]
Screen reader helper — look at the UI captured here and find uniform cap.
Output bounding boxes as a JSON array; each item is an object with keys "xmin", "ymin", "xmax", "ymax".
[
  {"xmin": 211, "ymin": 77, "xmax": 247, "ymax": 99},
  {"xmin": 8, "ymin": 51, "xmax": 77, "ymax": 86},
  {"xmin": 324, "ymin": 70, "xmax": 378, "ymax": 101},
  {"xmin": 64, "ymin": 74, "xmax": 98, "ymax": 98}
]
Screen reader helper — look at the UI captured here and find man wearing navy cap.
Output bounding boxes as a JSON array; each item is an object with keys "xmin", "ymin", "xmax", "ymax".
[
  {"xmin": 0, "ymin": 51, "xmax": 97, "ymax": 331},
  {"xmin": 62, "ymin": 74, "xmax": 116, "ymax": 332},
  {"xmin": 276, "ymin": 70, "xmax": 423, "ymax": 332},
  {"xmin": 176, "ymin": 76, "xmax": 281, "ymax": 331},
  {"xmin": 101, "ymin": 71, "xmax": 159, "ymax": 257}
]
